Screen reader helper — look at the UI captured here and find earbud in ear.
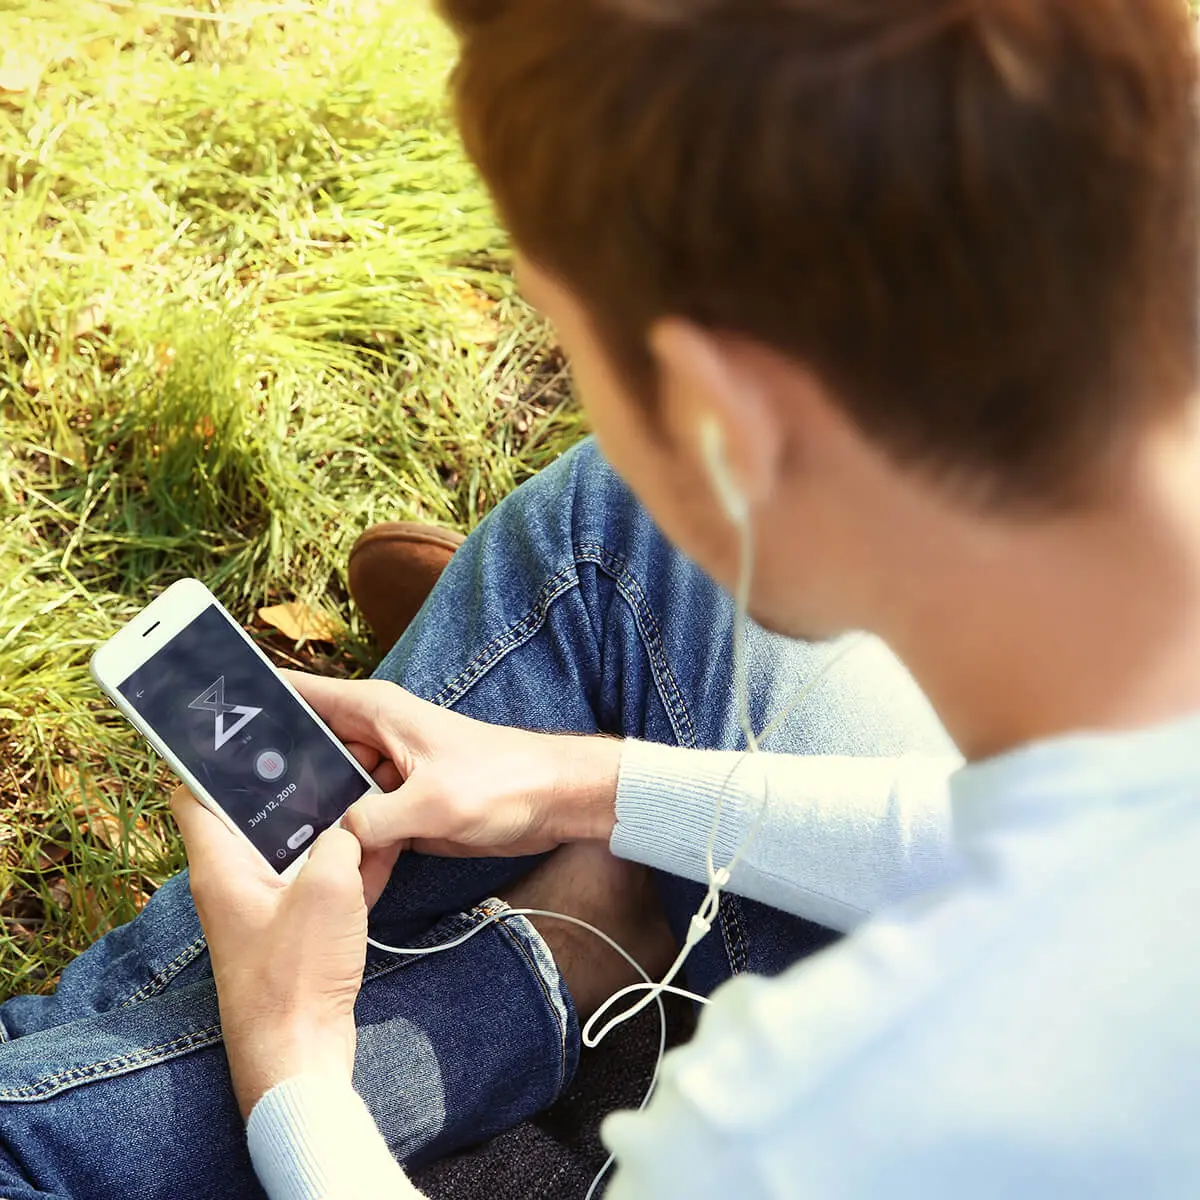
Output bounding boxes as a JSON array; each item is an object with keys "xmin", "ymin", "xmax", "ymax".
[{"xmin": 699, "ymin": 416, "xmax": 751, "ymax": 525}]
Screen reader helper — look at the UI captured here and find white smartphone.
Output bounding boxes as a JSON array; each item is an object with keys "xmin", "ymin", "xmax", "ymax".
[{"xmin": 90, "ymin": 577, "xmax": 379, "ymax": 881}]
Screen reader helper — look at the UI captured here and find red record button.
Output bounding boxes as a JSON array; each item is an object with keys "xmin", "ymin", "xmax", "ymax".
[{"xmin": 254, "ymin": 750, "xmax": 286, "ymax": 781}]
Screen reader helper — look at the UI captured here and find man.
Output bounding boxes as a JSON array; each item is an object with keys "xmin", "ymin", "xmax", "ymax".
[{"xmin": 3, "ymin": 0, "xmax": 1199, "ymax": 1195}]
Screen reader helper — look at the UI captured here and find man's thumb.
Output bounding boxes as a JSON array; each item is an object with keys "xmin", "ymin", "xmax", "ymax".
[
  {"xmin": 295, "ymin": 825, "xmax": 363, "ymax": 900},
  {"xmin": 342, "ymin": 783, "xmax": 429, "ymax": 851}
]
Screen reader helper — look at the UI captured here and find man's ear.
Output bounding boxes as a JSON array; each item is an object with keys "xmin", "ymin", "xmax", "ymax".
[{"xmin": 648, "ymin": 318, "xmax": 786, "ymax": 514}]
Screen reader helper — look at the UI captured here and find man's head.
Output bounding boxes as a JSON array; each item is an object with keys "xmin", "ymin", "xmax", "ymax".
[{"xmin": 439, "ymin": 0, "xmax": 1199, "ymax": 639}]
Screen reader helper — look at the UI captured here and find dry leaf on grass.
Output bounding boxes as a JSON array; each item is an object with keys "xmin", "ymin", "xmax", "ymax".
[
  {"xmin": 259, "ymin": 600, "xmax": 339, "ymax": 643},
  {"xmin": 37, "ymin": 845, "xmax": 70, "ymax": 872},
  {"xmin": 46, "ymin": 878, "xmax": 71, "ymax": 912},
  {"xmin": 75, "ymin": 807, "xmax": 148, "ymax": 852},
  {"xmin": 76, "ymin": 807, "xmax": 118, "ymax": 846}
]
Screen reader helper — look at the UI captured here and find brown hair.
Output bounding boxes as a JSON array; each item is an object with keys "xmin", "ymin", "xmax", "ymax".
[{"xmin": 440, "ymin": 0, "xmax": 1199, "ymax": 507}]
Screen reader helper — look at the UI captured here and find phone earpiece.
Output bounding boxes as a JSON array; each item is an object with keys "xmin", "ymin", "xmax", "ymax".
[{"xmin": 699, "ymin": 416, "xmax": 751, "ymax": 525}]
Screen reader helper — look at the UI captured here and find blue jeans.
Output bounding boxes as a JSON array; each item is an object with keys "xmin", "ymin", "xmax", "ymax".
[{"xmin": 0, "ymin": 439, "xmax": 951, "ymax": 1198}]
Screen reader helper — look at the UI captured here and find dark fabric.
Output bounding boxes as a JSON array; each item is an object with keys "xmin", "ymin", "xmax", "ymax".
[{"xmin": 411, "ymin": 997, "xmax": 697, "ymax": 1200}]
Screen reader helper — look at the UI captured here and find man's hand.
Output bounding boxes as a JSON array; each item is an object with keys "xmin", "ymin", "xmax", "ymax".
[
  {"xmin": 171, "ymin": 786, "xmax": 401, "ymax": 1119},
  {"xmin": 285, "ymin": 672, "xmax": 622, "ymax": 858}
]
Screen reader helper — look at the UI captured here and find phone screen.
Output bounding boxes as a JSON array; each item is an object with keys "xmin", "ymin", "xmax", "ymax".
[{"xmin": 117, "ymin": 604, "xmax": 372, "ymax": 873}]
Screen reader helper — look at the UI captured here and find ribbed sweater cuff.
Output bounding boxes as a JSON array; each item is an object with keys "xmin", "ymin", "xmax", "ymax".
[
  {"xmin": 611, "ymin": 740, "xmax": 762, "ymax": 882},
  {"xmin": 247, "ymin": 1072, "xmax": 421, "ymax": 1200}
]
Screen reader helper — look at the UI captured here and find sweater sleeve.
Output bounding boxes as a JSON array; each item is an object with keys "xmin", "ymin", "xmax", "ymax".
[
  {"xmin": 610, "ymin": 742, "xmax": 963, "ymax": 933},
  {"xmin": 246, "ymin": 1073, "xmax": 425, "ymax": 1200}
]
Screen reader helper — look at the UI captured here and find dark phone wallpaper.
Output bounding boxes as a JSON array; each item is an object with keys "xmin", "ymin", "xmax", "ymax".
[{"xmin": 118, "ymin": 604, "xmax": 371, "ymax": 873}]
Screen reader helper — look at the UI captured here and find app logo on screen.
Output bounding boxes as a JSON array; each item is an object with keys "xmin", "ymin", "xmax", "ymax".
[{"xmin": 189, "ymin": 675, "xmax": 263, "ymax": 750}]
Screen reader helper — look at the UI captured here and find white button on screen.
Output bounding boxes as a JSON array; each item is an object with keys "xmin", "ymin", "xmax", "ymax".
[
  {"xmin": 254, "ymin": 749, "xmax": 286, "ymax": 781},
  {"xmin": 287, "ymin": 824, "xmax": 314, "ymax": 850}
]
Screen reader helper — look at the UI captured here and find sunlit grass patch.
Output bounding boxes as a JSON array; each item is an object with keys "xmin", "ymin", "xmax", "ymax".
[{"xmin": 0, "ymin": 0, "xmax": 583, "ymax": 993}]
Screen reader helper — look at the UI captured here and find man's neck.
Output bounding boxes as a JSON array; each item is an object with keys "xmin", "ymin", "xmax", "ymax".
[{"xmin": 874, "ymin": 428, "xmax": 1200, "ymax": 762}]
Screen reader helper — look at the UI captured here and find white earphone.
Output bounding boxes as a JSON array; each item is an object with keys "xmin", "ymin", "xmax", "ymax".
[{"xmin": 699, "ymin": 415, "xmax": 751, "ymax": 526}]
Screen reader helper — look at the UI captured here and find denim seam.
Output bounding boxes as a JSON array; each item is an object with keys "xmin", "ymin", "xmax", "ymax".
[
  {"xmin": 426, "ymin": 543, "xmax": 698, "ymax": 754},
  {"xmin": 0, "ymin": 1025, "xmax": 224, "ymax": 1101},
  {"xmin": 484, "ymin": 906, "xmax": 572, "ymax": 1096},
  {"xmin": 572, "ymin": 543, "xmax": 748, "ymax": 977},
  {"xmin": 430, "ymin": 563, "xmax": 582, "ymax": 710},
  {"xmin": 119, "ymin": 935, "xmax": 209, "ymax": 1007},
  {"xmin": 719, "ymin": 895, "xmax": 750, "ymax": 976},
  {"xmin": 573, "ymin": 542, "xmax": 699, "ymax": 750},
  {"xmin": 362, "ymin": 911, "xmax": 483, "ymax": 983}
]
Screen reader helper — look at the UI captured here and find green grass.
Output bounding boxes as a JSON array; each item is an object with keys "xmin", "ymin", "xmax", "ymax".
[{"xmin": 0, "ymin": 0, "xmax": 584, "ymax": 998}]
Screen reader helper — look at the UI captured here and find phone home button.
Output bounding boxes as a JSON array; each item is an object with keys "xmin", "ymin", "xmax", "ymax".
[{"xmin": 286, "ymin": 824, "xmax": 314, "ymax": 851}]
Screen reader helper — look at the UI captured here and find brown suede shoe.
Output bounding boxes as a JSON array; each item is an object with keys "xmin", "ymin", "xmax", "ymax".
[{"xmin": 348, "ymin": 522, "xmax": 466, "ymax": 652}]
